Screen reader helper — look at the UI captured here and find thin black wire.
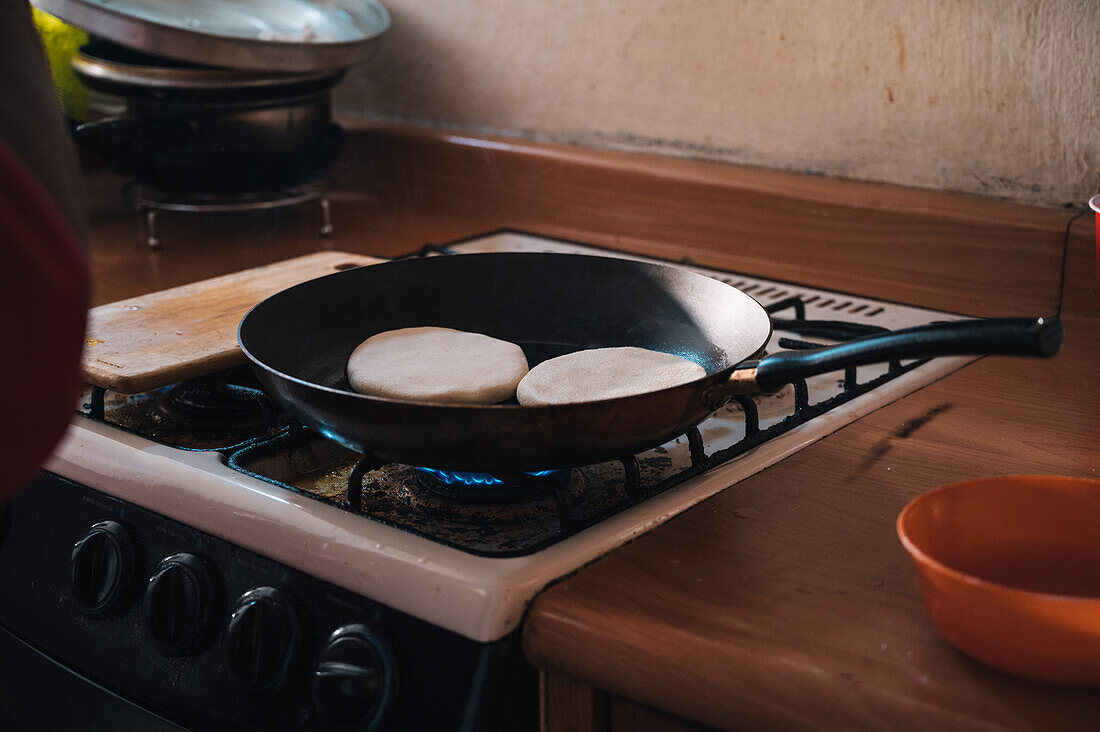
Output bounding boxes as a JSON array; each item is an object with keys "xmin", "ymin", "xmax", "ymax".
[{"xmin": 1055, "ymin": 205, "xmax": 1088, "ymax": 318}]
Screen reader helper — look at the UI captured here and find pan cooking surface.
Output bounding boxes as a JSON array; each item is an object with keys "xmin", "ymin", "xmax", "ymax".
[
  {"xmin": 244, "ymin": 253, "xmax": 768, "ymax": 394},
  {"xmin": 239, "ymin": 253, "xmax": 772, "ymax": 470}
]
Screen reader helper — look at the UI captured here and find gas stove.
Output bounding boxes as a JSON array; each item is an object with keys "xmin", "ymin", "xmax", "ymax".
[{"xmin": 0, "ymin": 231, "xmax": 977, "ymax": 731}]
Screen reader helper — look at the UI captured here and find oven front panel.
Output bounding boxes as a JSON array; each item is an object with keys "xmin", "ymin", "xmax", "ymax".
[{"xmin": 0, "ymin": 474, "xmax": 535, "ymax": 731}]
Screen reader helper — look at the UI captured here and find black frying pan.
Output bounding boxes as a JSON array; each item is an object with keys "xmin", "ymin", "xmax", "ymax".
[{"xmin": 238, "ymin": 253, "xmax": 1062, "ymax": 472}]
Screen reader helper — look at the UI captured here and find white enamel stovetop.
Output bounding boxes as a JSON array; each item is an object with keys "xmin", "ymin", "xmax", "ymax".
[{"xmin": 47, "ymin": 232, "xmax": 975, "ymax": 642}]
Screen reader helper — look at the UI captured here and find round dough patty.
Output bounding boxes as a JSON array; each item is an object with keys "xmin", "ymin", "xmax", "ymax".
[
  {"xmin": 347, "ymin": 327, "xmax": 528, "ymax": 404},
  {"xmin": 516, "ymin": 346, "xmax": 707, "ymax": 406}
]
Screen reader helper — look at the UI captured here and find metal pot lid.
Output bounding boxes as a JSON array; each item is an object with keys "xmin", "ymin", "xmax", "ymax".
[
  {"xmin": 72, "ymin": 41, "xmax": 345, "ymax": 93},
  {"xmin": 31, "ymin": 0, "xmax": 390, "ymax": 72}
]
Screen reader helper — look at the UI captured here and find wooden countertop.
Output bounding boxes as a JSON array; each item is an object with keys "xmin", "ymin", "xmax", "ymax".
[
  {"xmin": 518, "ymin": 204, "xmax": 1099, "ymax": 727},
  {"xmin": 84, "ymin": 121, "xmax": 1098, "ymax": 731},
  {"xmin": 525, "ymin": 236, "xmax": 1099, "ymax": 730}
]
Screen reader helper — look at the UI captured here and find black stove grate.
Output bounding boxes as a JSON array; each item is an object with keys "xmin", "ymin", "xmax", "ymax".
[
  {"xmin": 85, "ymin": 367, "xmax": 283, "ymax": 453},
  {"xmin": 80, "ymin": 241, "xmax": 934, "ymax": 558},
  {"xmin": 212, "ymin": 292, "xmax": 932, "ymax": 558}
]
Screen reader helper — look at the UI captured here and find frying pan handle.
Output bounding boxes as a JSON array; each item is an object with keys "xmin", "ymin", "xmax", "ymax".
[{"xmin": 727, "ymin": 316, "xmax": 1063, "ymax": 395}]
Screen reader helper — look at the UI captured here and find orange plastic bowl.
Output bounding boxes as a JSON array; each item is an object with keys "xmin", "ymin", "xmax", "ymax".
[{"xmin": 897, "ymin": 475, "xmax": 1100, "ymax": 684}]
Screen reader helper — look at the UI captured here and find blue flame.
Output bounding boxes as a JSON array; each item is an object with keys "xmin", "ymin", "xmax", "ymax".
[{"xmin": 417, "ymin": 467, "xmax": 558, "ymax": 486}]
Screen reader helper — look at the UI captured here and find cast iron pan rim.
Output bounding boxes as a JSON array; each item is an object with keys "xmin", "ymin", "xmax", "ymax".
[{"xmin": 236, "ymin": 253, "xmax": 773, "ymax": 412}]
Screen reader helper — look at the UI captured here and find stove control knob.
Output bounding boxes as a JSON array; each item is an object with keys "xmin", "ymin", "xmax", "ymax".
[
  {"xmin": 312, "ymin": 623, "xmax": 397, "ymax": 730},
  {"xmin": 142, "ymin": 552, "xmax": 218, "ymax": 656},
  {"xmin": 70, "ymin": 520, "xmax": 137, "ymax": 616},
  {"xmin": 224, "ymin": 586, "xmax": 301, "ymax": 693}
]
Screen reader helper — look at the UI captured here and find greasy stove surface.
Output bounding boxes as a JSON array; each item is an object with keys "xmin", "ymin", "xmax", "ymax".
[
  {"xmin": 87, "ymin": 376, "xmax": 707, "ymax": 556},
  {"xmin": 81, "ymin": 231, "xmax": 968, "ymax": 557}
]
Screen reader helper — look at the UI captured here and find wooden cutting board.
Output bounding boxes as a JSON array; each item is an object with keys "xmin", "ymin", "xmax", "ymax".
[{"xmin": 82, "ymin": 251, "xmax": 385, "ymax": 394}]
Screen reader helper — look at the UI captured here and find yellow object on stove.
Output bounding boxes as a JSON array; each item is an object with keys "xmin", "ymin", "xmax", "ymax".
[{"xmin": 32, "ymin": 8, "xmax": 90, "ymax": 121}]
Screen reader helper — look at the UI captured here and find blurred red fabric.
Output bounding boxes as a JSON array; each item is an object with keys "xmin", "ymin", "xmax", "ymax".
[{"xmin": 0, "ymin": 140, "xmax": 89, "ymax": 501}]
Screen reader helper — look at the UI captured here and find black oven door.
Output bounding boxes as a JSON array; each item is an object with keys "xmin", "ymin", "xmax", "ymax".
[{"xmin": 0, "ymin": 623, "xmax": 184, "ymax": 731}]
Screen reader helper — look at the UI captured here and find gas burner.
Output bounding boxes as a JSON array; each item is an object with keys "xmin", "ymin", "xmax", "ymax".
[
  {"xmin": 228, "ymin": 433, "xmax": 609, "ymax": 555},
  {"xmin": 124, "ymin": 179, "xmax": 333, "ymax": 248},
  {"xmin": 414, "ymin": 467, "xmax": 571, "ymax": 503},
  {"xmin": 354, "ymin": 464, "xmax": 589, "ymax": 554},
  {"xmin": 154, "ymin": 375, "xmax": 271, "ymax": 429},
  {"xmin": 84, "ymin": 370, "xmax": 279, "ymax": 451}
]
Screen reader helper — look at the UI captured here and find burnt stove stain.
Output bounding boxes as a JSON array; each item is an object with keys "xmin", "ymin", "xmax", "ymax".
[
  {"xmin": 82, "ymin": 367, "xmax": 279, "ymax": 451},
  {"xmin": 349, "ymin": 464, "xmax": 604, "ymax": 553},
  {"xmin": 91, "ymin": 389, "xmax": 272, "ymax": 451},
  {"xmin": 854, "ymin": 403, "xmax": 955, "ymax": 476}
]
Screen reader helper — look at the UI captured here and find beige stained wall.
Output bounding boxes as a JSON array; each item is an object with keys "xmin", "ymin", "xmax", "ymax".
[{"xmin": 335, "ymin": 0, "xmax": 1100, "ymax": 206}]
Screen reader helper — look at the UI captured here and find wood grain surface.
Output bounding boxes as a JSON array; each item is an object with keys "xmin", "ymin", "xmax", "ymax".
[
  {"xmin": 542, "ymin": 668, "xmax": 609, "ymax": 732},
  {"xmin": 524, "ymin": 223, "xmax": 1099, "ymax": 731},
  {"xmin": 82, "ymin": 251, "xmax": 383, "ymax": 393},
  {"xmin": 542, "ymin": 668, "xmax": 708, "ymax": 732},
  {"xmin": 338, "ymin": 120, "xmax": 1075, "ymax": 319}
]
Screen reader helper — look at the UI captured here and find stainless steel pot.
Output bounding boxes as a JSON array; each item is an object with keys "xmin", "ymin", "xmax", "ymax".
[{"xmin": 71, "ymin": 42, "xmax": 345, "ymax": 194}]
